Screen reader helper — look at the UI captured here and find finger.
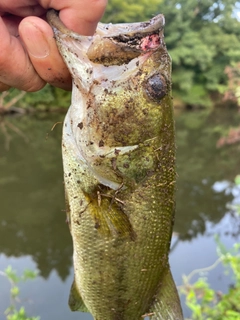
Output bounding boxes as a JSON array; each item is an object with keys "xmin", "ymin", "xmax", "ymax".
[
  {"xmin": 1, "ymin": 15, "xmax": 22, "ymax": 36},
  {"xmin": 0, "ymin": 16, "xmax": 46, "ymax": 91},
  {"xmin": 39, "ymin": 0, "xmax": 108, "ymax": 35},
  {"xmin": 59, "ymin": 0, "xmax": 108, "ymax": 35},
  {"xmin": 19, "ymin": 17, "xmax": 72, "ymax": 90},
  {"xmin": 0, "ymin": 2, "xmax": 45, "ymax": 17}
]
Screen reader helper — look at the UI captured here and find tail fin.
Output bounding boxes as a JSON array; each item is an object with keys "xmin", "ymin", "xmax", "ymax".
[{"xmin": 149, "ymin": 266, "xmax": 183, "ymax": 320}]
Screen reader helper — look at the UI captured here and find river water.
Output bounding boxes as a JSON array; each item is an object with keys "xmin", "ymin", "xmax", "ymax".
[{"xmin": 0, "ymin": 108, "xmax": 240, "ymax": 319}]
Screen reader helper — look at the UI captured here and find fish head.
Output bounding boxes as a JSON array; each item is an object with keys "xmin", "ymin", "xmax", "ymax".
[{"xmin": 47, "ymin": 10, "xmax": 172, "ymax": 189}]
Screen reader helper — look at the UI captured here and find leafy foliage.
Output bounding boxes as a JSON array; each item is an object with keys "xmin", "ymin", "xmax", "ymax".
[
  {"xmin": 0, "ymin": 85, "xmax": 71, "ymax": 113},
  {"xmin": 104, "ymin": 0, "xmax": 164, "ymax": 23},
  {"xmin": 180, "ymin": 241, "xmax": 240, "ymax": 319},
  {"xmin": 15, "ymin": 85, "xmax": 70, "ymax": 110},
  {"xmin": 1, "ymin": 266, "xmax": 39, "ymax": 320}
]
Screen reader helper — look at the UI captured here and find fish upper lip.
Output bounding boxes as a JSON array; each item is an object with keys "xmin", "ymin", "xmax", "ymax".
[
  {"xmin": 47, "ymin": 9, "xmax": 165, "ymax": 39},
  {"xmin": 96, "ymin": 15, "xmax": 165, "ymax": 38}
]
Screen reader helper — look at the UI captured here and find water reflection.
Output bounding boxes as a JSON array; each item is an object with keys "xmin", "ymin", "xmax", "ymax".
[
  {"xmin": 0, "ymin": 114, "xmax": 72, "ymax": 280},
  {"xmin": 0, "ymin": 109, "xmax": 240, "ymax": 318},
  {"xmin": 174, "ymin": 108, "xmax": 240, "ymax": 241}
]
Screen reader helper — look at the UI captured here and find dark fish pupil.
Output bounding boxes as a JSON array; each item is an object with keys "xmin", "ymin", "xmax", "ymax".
[{"xmin": 145, "ymin": 73, "xmax": 167, "ymax": 101}]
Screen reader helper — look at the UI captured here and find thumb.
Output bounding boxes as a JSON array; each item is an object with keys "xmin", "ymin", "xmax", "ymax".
[{"xmin": 19, "ymin": 17, "xmax": 72, "ymax": 90}]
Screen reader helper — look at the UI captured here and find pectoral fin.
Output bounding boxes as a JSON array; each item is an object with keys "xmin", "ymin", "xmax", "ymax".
[
  {"xmin": 148, "ymin": 266, "xmax": 183, "ymax": 320},
  {"xmin": 89, "ymin": 197, "xmax": 135, "ymax": 239},
  {"xmin": 68, "ymin": 279, "xmax": 89, "ymax": 312}
]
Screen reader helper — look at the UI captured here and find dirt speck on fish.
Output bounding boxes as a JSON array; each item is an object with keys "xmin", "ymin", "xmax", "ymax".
[{"xmin": 47, "ymin": 9, "xmax": 183, "ymax": 320}]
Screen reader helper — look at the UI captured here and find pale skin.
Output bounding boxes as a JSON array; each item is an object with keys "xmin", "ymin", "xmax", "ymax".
[{"xmin": 0, "ymin": 0, "xmax": 108, "ymax": 92}]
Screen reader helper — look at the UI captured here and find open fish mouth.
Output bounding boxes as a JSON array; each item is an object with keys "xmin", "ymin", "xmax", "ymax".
[{"xmin": 47, "ymin": 10, "xmax": 165, "ymax": 65}]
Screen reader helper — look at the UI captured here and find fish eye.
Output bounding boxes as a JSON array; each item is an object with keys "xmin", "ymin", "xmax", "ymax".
[{"xmin": 144, "ymin": 73, "xmax": 167, "ymax": 102}]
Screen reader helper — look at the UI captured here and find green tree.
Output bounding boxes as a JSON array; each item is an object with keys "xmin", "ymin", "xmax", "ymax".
[
  {"xmin": 104, "ymin": 0, "xmax": 164, "ymax": 23},
  {"xmin": 163, "ymin": 0, "xmax": 240, "ymax": 107},
  {"xmin": 224, "ymin": 62, "xmax": 240, "ymax": 106}
]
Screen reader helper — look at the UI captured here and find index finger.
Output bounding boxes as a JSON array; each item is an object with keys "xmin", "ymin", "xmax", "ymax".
[
  {"xmin": 59, "ymin": 0, "xmax": 108, "ymax": 35},
  {"xmin": 40, "ymin": 0, "xmax": 108, "ymax": 35}
]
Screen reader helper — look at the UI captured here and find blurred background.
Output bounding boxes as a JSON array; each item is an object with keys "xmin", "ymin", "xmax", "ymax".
[{"xmin": 0, "ymin": 1, "xmax": 240, "ymax": 319}]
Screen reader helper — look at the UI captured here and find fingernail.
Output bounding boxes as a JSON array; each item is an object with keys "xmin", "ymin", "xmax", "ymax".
[{"xmin": 21, "ymin": 22, "xmax": 50, "ymax": 58}]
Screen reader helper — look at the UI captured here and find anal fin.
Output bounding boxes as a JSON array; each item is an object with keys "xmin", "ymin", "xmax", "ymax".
[{"xmin": 68, "ymin": 278, "xmax": 89, "ymax": 313}]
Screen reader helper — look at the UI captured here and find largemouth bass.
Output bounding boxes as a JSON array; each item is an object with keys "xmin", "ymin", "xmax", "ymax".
[{"xmin": 47, "ymin": 9, "xmax": 183, "ymax": 320}]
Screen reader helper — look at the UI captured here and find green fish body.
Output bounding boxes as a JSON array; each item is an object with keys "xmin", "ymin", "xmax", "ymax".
[{"xmin": 47, "ymin": 10, "xmax": 183, "ymax": 320}]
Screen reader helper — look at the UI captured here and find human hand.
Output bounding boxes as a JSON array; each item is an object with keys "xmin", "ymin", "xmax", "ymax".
[{"xmin": 0, "ymin": 0, "xmax": 107, "ymax": 92}]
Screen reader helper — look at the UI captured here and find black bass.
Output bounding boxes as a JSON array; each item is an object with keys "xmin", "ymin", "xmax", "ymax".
[{"xmin": 47, "ymin": 9, "xmax": 183, "ymax": 320}]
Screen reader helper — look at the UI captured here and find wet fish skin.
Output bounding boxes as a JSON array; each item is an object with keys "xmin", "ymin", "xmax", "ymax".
[{"xmin": 47, "ymin": 9, "xmax": 183, "ymax": 320}]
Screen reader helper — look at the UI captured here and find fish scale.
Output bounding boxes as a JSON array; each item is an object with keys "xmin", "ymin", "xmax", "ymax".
[{"xmin": 47, "ymin": 9, "xmax": 183, "ymax": 320}]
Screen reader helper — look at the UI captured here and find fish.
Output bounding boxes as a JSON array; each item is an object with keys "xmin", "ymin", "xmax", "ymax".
[{"xmin": 47, "ymin": 9, "xmax": 183, "ymax": 320}]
